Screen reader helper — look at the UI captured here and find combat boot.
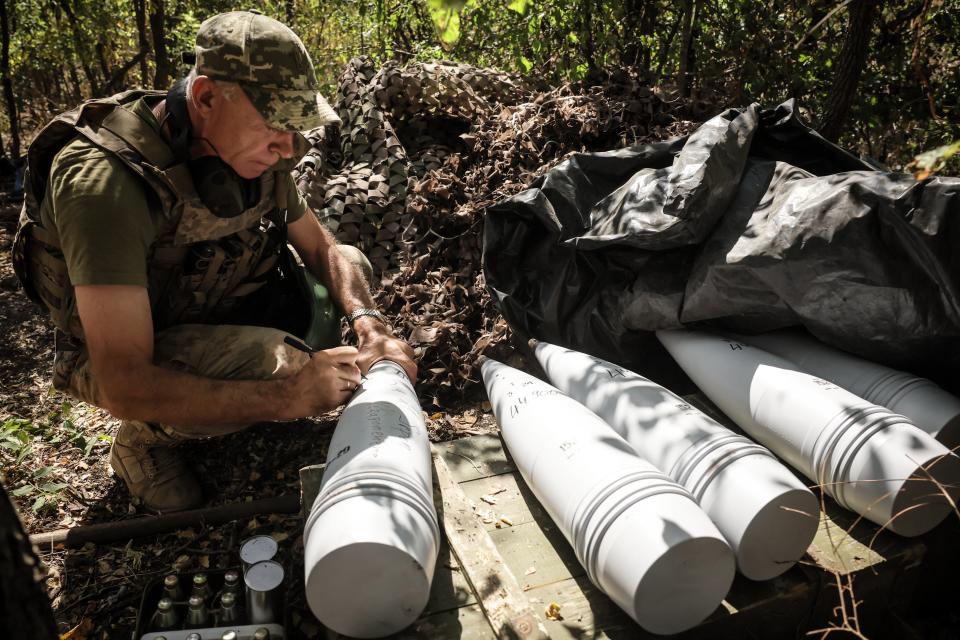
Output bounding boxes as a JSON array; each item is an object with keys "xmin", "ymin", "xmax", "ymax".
[{"xmin": 109, "ymin": 421, "xmax": 203, "ymax": 512}]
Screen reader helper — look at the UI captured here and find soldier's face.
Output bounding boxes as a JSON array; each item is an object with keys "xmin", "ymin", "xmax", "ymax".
[{"xmin": 204, "ymin": 83, "xmax": 296, "ymax": 179}]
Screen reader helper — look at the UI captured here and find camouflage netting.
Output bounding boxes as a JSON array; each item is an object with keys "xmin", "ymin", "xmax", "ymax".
[{"xmin": 293, "ymin": 57, "xmax": 700, "ymax": 407}]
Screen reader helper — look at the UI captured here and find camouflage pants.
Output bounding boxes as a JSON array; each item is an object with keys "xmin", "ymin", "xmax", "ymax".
[
  {"xmin": 60, "ymin": 246, "xmax": 371, "ymax": 440},
  {"xmin": 65, "ymin": 323, "xmax": 315, "ymax": 439}
]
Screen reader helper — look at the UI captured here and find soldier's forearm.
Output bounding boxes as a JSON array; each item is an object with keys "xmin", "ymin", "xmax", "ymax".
[
  {"xmin": 100, "ymin": 361, "xmax": 301, "ymax": 428},
  {"xmin": 304, "ymin": 242, "xmax": 375, "ymax": 319}
]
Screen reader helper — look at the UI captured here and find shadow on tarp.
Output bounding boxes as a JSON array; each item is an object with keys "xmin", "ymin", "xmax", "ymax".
[{"xmin": 483, "ymin": 99, "xmax": 960, "ymax": 395}]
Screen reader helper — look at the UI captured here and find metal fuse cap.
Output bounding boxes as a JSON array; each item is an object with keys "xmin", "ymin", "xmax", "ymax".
[{"xmin": 240, "ymin": 535, "xmax": 279, "ymax": 570}]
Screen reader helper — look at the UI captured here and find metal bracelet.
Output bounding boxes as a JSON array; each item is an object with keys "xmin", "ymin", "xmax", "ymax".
[{"xmin": 345, "ymin": 307, "xmax": 389, "ymax": 327}]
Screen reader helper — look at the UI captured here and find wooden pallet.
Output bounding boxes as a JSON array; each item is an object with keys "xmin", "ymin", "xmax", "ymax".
[{"xmin": 402, "ymin": 425, "xmax": 929, "ymax": 639}]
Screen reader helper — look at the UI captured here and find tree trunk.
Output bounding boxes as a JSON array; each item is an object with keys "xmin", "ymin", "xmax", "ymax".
[
  {"xmin": 133, "ymin": 0, "xmax": 149, "ymax": 85},
  {"xmin": 0, "ymin": 0, "xmax": 18, "ymax": 159},
  {"xmin": 0, "ymin": 485, "xmax": 58, "ymax": 640},
  {"xmin": 579, "ymin": 0, "xmax": 597, "ymax": 74},
  {"xmin": 621, "ymin": 0, "xmax": 655, "ymax": 71},
  {"xmin": 655, "ymin": 8, "xmax": 683, "ymax": 81},
  {"xmin": 819, "ymin": 0, "xmax": 879, "ymax": 142},
  {"xmin": 96, "ymin": 49, "xmax": 149, "ymax": 96},
  {"xmin": 66, "ymin": 61, "xmax": 83, "ymax": 101},
  {"xmin": 150, "ymin": 0, "xmax": 170, "ymax": 88},
  {"xmin": 55, "ymin": 0, "xmax": 99, "ymax": 90},
  {"xmin": 639, "ymin": 0, "xmax": 658, "ymax": 72},
  {"xmin": 678, "ymin": 0, "xmax": 694, "ymax": 98},
  {"xmin": 95, "ymin": 41, "xmax": 112, "ymax": 93}
]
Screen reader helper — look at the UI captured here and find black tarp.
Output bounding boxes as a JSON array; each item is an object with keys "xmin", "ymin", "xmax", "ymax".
[{"xmin": 483, "ymin": 100, "xmax": 960, "ymax": 392}]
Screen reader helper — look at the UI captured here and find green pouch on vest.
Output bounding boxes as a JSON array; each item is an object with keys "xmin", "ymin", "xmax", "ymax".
[{"xmin": 302, "ymin": 269, "xmax": 340, "ymax": 350}]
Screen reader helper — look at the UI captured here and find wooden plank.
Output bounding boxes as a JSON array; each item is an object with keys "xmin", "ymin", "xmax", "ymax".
[
  {"xmin": 807, "ymin": 498, "xmax": 925, "ymax": 575},
  {"xmin": 299, "ymin": 463, "xmax": 326, "ymax": 516},
  {"xmin": 399, "ymin": 603, "xmax": 497, "ymax": 640},
  {"xmin": 489, "ymin": 522, "xmax": 583, "ymax": 591},
  {"xmin": 523, "ymin": 574, "xmax": 638, "ymax": 640},
  {"xmin": 432, "ymin": 446, "xmax": 549, "ymax": 639},
  {"xmin": 524, "ymin": 568, "xmax": 818, "ymax": 640},
  {"xmin": 422, "ymin": 540, "xmax": 479, "ymax": 615},
  {"xmin": 458, "ymin": 474, "xmax": 583, "ymax": 591},
  {"xmin": 434, "ymin": 435, "xmax": 516, "ymax": 482},
  {"xmin": 459, "ymin": 473, "xmax": 550, "ymax": 531},
  {"xmin": 721, "ymin": 567, "xmax": 812, "ymax": 615}
]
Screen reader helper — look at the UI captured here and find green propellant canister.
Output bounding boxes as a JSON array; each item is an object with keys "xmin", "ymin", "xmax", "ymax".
[
  {"xmin": 185, "ymin": 595, "xmax": 209, "ymax": 627},
  {"xmin": 191, "ymin": 572, "xmax": 212, "ymax": 600},
  {"xmin": 222, "ymin": 569, "xmax": 241, "ymax": 596},
  {"xmin": 150, "ymin": 597, "xmax": 178, "ymax": 630},
  {"xmin": 162, "ymin": 574, "xmax": 183, "ymax": 601},
  {"xmin": 218, "ymin": 591, "xmax": 240, "ymax": 625}
]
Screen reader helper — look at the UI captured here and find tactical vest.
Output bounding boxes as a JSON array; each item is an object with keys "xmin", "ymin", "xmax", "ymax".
[{"xmin": 12, "ymin": 89, "xmax": 310, "ymax": 382}]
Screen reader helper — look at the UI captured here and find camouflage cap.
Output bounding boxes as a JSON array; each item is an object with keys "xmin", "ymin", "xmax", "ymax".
[{"xmin": 194, "ymin": 10, "xmax": 341, "ymax": 130}]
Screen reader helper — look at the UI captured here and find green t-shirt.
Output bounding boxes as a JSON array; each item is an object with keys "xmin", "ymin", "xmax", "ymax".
[{"xmin": 39, "ymin": 98, "xmax": 308, "ymax": 288}]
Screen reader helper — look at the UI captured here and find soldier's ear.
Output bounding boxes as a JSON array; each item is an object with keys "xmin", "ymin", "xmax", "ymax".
[{"xmin": 190, "ymin": 76, "xmax": 217, "ymax": 116}]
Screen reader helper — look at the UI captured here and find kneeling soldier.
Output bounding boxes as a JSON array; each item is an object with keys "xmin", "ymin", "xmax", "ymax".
[{"xmin": 13, "ymin": 11, "xmax": 416, "ymax": 512}]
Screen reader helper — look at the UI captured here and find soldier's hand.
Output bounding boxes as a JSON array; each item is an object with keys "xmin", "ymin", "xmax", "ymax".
[
  {"xmin": 292, "ymin": 346, "xmax": 361, "ymax": 415},
  {"xmin": 356, "ymin": 328, "xmax": 417, "ymax": 383}
]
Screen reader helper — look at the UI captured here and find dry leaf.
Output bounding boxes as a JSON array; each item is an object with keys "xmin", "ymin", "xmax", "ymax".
[
  {"xmin": 59, "ymin": 618, "xmax": 93, "ymax": 640},
  {"xmin": 545, "ymin": 602, "xmax": 563, "ymax": 621},
  {"xmin": 410, "ymin": 326, "xmax": 440, "ymax": 344},
  {"xmin": 480, "ymin": 486, "xmax": 506, "ymax": 505}
]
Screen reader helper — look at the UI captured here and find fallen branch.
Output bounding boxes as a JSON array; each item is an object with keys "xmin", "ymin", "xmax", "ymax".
[
  {"xmin": 93, "ymin": 47, "xmax": 149, "ymax": 97},
  {"xmin": 29, "ymin": 493, "xmax": 300, "ymax": 549}
]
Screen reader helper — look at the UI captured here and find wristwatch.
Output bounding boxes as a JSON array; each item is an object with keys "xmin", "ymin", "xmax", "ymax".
[{"xmin": 345, "ymin": 308, "xmax": 389, "ymax": 327}]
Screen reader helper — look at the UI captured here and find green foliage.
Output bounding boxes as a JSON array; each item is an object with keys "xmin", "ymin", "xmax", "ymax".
[
  {"xmin": 1, "ymin": 0, "xmax": 958, "ymax": 174},
  {"xmin": 426, "ymin": 0, "xmax": 466, "ymax": 47},
  {"xmin": 46, "ymin": 402, "xmax": 113, "ymax": 458},
  {"xmin": 1, "ymin": 418, "xmax": 38, "ymax": 465},
  {"xmin": 10, "ymin": 465, "xmax": 69, "ymax": 513},
  {"xmin": 910, "ymin": 140, "xmax": 960, "ymax": 179},
  {"xmin": 1, "ymin": 403, "xmax": 111, "ymax": 513}
]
